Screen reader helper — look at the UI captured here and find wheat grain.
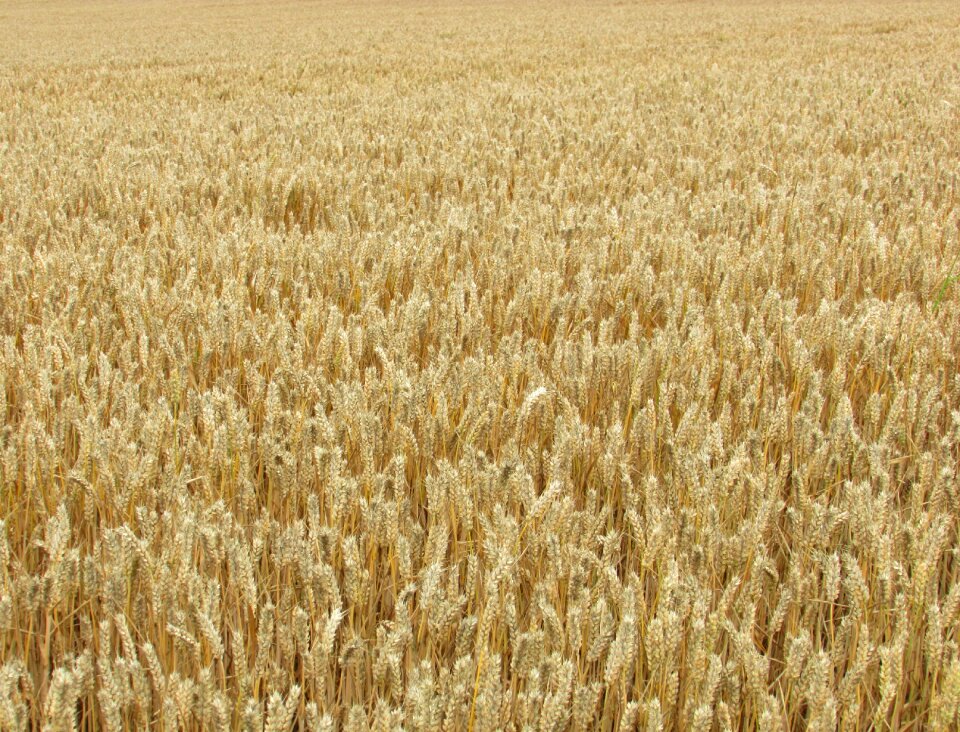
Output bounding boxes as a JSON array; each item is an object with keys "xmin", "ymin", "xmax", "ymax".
[{"xmin": 1, "ymin": 0, "xmax": 958, "ymax": 728}]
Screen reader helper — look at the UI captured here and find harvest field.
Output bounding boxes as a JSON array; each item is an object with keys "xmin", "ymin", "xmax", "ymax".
[{"xmin": 2, "ymin": 0, "xmax": 960, "ymax": 729}]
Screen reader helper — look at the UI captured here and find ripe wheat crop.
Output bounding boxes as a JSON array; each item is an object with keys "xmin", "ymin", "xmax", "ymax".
[{"xmin": 1, "ymin": 1, "xmax": 959, "ymax": 729}]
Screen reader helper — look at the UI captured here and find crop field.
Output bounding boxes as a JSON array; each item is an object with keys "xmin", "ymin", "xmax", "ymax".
[{"xmin": 1, "ymin": 0, "xmax": 959, "ymax": 729}]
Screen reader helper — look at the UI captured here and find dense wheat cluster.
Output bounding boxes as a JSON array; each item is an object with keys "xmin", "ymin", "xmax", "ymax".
[{"xmin": 2, "ymin": 0, "xmax": 959, "ymax": 729}]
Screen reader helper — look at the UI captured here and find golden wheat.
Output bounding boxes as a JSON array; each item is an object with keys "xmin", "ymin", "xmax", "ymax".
[{"xmin": 1, "ymin": 0, "xmax": 959, "ymax": 729}]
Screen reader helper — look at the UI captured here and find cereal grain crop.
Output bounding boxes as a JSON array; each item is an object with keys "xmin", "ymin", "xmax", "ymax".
[{"xmin": 1, "ymin": 1, "xmax": 959, "ymax": 729}]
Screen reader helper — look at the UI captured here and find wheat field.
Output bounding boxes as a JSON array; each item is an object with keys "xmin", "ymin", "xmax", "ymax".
[{"xmin": 1, "ymin": 0, "xmax": 959, "ymax": 729}]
